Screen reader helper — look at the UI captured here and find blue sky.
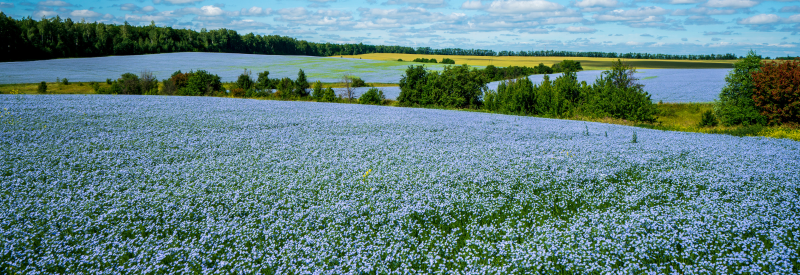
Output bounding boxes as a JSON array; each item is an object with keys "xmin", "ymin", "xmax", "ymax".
[{"xmin": 0, "ymin": 0, "xmax": 798, "ymax": 57}]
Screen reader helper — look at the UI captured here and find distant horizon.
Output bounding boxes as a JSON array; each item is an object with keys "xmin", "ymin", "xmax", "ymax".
[{"xmin": 1, "ymin": 0, "xmax": 798, "ymax": 57}]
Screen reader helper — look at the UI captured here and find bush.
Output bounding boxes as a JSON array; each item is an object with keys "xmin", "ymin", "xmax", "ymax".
[
  {"xmin": 751, "ymin": 58, "xmax": 800, "ymax": 125},
  {"xmin": 699, "ymin": 110, "xmax": 719, "ymax": 127},
  {"xmin": 139, "ymin": 70, "xmax": 158, "ymax": 95},
  {"xmin": 413, "ymin": 58, "xmax": 438, "ymax": 64},
  {"xmin": 349, "ymin": 76, "xmax": 366, "ymax": 88},
  {"xmin": 230, "ymin": 87, "xmax": 246, "ymax": 97},
  {"xmin": 716, "ymin": 50, "xmax": 765, "ymax": 126},
  {"xmin": 319, "ymin": 87, "xmax": 337, "ymax": 102},
  {"xmin": 161, "ymin": 79, "xmax": 177, "ymax": 95},
  {"xmin": 294, "ymin": 69, "xmax": 310, "ymax": 97},
  {"xmin": 38, "ymin": 81, "xmax": 47, "ymax": 93},
  {"xmin": 359, "ymin": 87, "xmax": 385, "ymax": 105},
  {"xmin": 583, "ymin": 60, "xmax": 657, "ymax": 122},
  {"xmin": 398, "ymin": 65, "xmax": 487, "ymax": 108},
  {"xmin": 485, "ymin": 59, "xmax": 656, "ymax": 122},
  {"xmin": 256, "ymin": 71, "xmax": 273, "ymax": 90},
  {"xmin": 552, "ymin": 60, "xmax": 583, "ymax": 73},
  {"xmin": 61, "ymin": 78, "xmax": 69, "ymax": 85},
  {"xmin": 236, "ymin": 69, "xmax": 254, "ymax": 91},
  {"xmin": 441, "ymin": 58, "xmax": 456, "ymax": 64},
  {"xmin": 485, "ymin": 73, "xmax": 579, "ymax": 117},
  {"xmin": 275, "ymin": 77, "xmax": 295, "ymax": 99},
  {"xmin": 119, "ymin": 73, "xmax": 140, "ymax": 94},
  {"xmin": 176, "ymin": 70, "xmax": 222, "ymax": 96},
  {"xmin": 311, "ymin": 81, "xmax": 324, "ymax": 100}
]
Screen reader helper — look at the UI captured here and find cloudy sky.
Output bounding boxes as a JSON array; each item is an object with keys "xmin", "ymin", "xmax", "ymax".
[{"xmin": 0, "ymin": 0, "xmax": 798, "ymax": 57}]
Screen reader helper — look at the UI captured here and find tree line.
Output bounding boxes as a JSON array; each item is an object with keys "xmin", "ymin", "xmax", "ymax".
[
  {"xmin": 1, "ymin": 13, "xmax": 739, "ymax": 62},
  {"xmin": 398, "ymin": 60, "xmax": 657, "ymax": 122},
  {"xmin": 496, "ymin": 50, "xmax": 739, "ymax": 60}
]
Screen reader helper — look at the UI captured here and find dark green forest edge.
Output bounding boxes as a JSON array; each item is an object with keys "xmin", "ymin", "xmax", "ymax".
[{"xmin": 0, "ymin": 14, "xmax": 740, "ymax": 62}]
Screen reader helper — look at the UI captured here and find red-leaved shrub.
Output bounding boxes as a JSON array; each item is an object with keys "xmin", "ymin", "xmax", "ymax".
[{"xmin": 751, "ymin": 59, "xmax": 800, "ymax": 125}]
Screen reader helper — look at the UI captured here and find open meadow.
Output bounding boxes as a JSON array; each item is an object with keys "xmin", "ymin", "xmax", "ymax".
[
  {"xmin": 1, "ymin": 94, "xmax": 798, "ymax": 274},
  {"xmin": 340, "ymin": 53, "xmax": 738, "ymax": 70}
]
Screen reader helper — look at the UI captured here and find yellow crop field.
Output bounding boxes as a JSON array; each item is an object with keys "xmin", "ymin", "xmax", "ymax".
[{"xmin": 340, "ymin": 53, "xmax": 737, "ymax": 70}]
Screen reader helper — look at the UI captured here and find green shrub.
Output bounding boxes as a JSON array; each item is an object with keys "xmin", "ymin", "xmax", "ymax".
[
  {"xmin": 38, "ymin": 81, "xmax": 47, "ymax": 93},
  {"xmin": 118, "ymin": 73, "xmax": 140, "ymax": 94},
  {"xmin": 583, "ymin": 60, "xmax": 657, "ymax": 122},
  {"xmin": 441, "ymin": 58, "xmax": 456, "ymax": 64},
  {"xmin": 61, "ymin": 78, "xmax": 69, "ymax": 85},
  {"xmin": 275, "ymin": 77, "xmax": 295, "ymax": 99},
  {"xmin": 552, "ymin": 60, "xmax": 583, "ymax": 73},
  {"xmin": 177, "ymin": 70, "xmax": 222, "ymax": 96},
  {"xmin": 486, "ymin": 59, "xmax": 655, "ymax": 122},
  {"xmin": 412, "ymin": 58, "xmax": 438, "ymax": 64},
  {"xmin": 294, "ymin": 69, "xmax": 310, "ymax": 97},
  {"xmin": 398, "ymin": 65, "xmax": 487, "ymax": 108},
  {"xmin": 161, "ymin": 79, "xmax": 176, "ymax": 95},
  {"xmin": 256, "ymin": 71, "xmax": 274, "ymax": 90},
  {"xmin": 349, "ymin": 76, "xmax": 366, "ymax": 88},
  {"xmin": 699, "ymin": 110, "xmax": 719, "ymax": 127},
  {"xmin": 321, "ymin": 87, "xmax": 337, "ymax": 102},
  {"xmin": 716, "ymin": 50, "xmax": 765, "ymax": 126},
  {"xmin": 311, "ymin": 81, "xmax": 324, "ymax": 100},
  {"xmin": 236, "ymin": 69, "xmax": 254, "ymax": 91},
  {"xmin": 359, "ymin": 87, "xmax": 385, "ymax": 105}
]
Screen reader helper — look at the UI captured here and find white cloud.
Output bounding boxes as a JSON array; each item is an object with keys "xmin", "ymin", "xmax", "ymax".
[
  {"xmin": 556, "ymin": 26, "xmax": 597, "ymax": 33},
  {"xmin": 228, "ymin": 19, "xmax": 269, "ymax": 27},
  {"xmin": 671, "ymin": 7, "xmax": 736, "ymax": 16},
  {"xmin": 124, "ymin": 14, "xmax": 176, "ymax": 23},
  {"xmin": 705, "ymin": 0, "xmax": 758, "ymax": 8},
  {"xmin": 383, "ymin": 0, "xmax": 448, "ymax": 8},
  {"xmin": 541, "ymin": 16, "xmax": 584, "ymax": 24},
  {"xmin": 669, "ymin": 0, "xmax": 703, "ymax": 3},
  {"xmin": 737, "ymin": 14, "xmax": 779, "ymax": 24},
  {"xmin": 70, "ymin": 10, "xmax": 102, "ymax": 18},
  {"xmin": 573, "ymin": 0, "xmax": 618, "ymax": 8},
  {"xmin": 0, "ymin": 2, "xmax": 14, "ymax": 8},
  {"xmin": 240, "ymin": 7, "xmax": 272, "ymax": 16},
  {"xmin": 594, "ymin": 6, "xmax": 669, "ymax": 21},
  {"xmin": 153, "ymin": 0, "xmax": 203, "ymax": 5},
  {"xmin": 784, "ymin": 14, "xmax": 800, "ymax": 23},
  {"xmin": 485, "ymin": 0, "xmax": 564, "ymax": 14},
  {"xmin": 38, "ymin": 1, "xmax": 72, "ymax": 7},
  {"xmin": 175, "ymin": 5, "xmax": 239, "ymax": 17},
  {"xmin": 461, "ymin": 0, "xmax": 484, "ymax": 9},
  {"xmin": 33, "ymin": 10, "xmax": 59, "ymax": 17},
  {"xmin": 354, "ymin": 19, "xmax": 403, "ymax": 29}
]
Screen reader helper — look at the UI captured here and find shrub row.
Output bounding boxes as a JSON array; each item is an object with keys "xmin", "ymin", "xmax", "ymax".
[{"xmin": 484, "ymin": 60, "xmax": 657, "ymax": 122}]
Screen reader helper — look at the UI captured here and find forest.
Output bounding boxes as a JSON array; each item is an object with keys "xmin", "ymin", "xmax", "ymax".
[{"xmin": 0, "ymin": 13, "xmax": 739, "ymax": 62}]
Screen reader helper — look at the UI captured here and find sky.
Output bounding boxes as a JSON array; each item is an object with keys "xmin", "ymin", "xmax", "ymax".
[{"xmin": 0, "ymin": 0, "xmax": 798, "ymax": 57}]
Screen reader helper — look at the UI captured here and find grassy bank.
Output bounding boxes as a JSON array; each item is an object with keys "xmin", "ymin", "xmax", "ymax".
[
  {"xmin": 2, "ymin": 83, "xmax": 796, "ymax": 141},
  {"xmin": 340, "ymin": 53, "xmax": 737, "ymax": 70}
]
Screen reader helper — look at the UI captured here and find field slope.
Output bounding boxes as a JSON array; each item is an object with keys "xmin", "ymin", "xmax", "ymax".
[
  {"xmin": 1, "ymin": 95, "xmax": 798, "ymax": 274},
  {"xmin": 341, "ymin": 53, "xmax": 738, "ymax": 70}
]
